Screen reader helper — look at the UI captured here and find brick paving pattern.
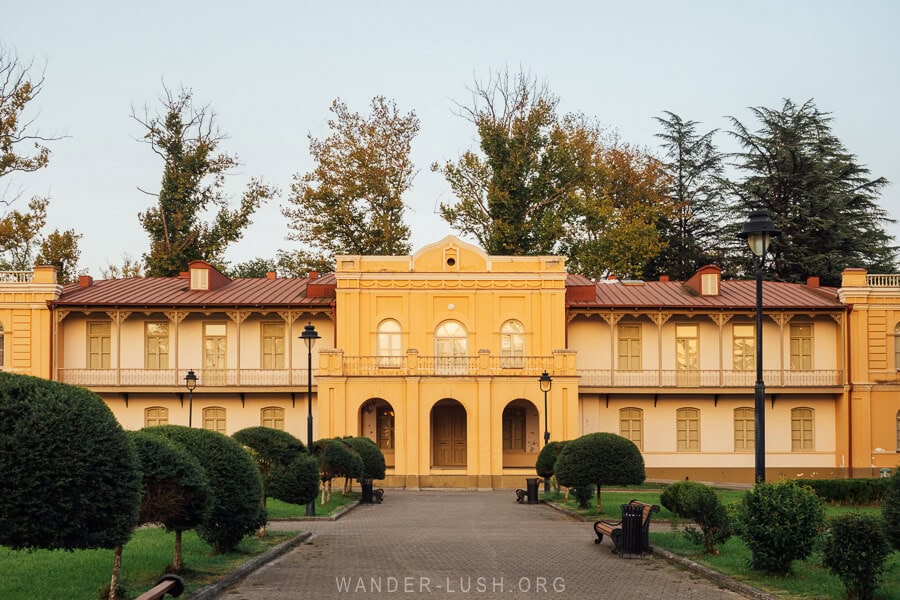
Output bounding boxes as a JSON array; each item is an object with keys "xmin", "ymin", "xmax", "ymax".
[{"xmin": 224, "ymin": 490, "xmax": 745, "ymax": 599}]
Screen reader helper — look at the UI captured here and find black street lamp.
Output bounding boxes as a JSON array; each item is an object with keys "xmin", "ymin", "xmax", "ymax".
[
  {"xmin": 739, "ymin": 210, "xmax": 780, "ymax": 483},
  {"xmin": 300, "ymin": 322, "xmax": 321, "ymax": 516},
  {"xmin": 538, "ymin": 370, "xmax": 553, "ymax": 493},
  {"xmin": 184, "ymin": 369, "xmax": 197, "ymax": 427}
]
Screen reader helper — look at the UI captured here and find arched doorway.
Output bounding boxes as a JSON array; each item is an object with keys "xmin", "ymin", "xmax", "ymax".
[
  {"xmin": 359, "ymin": 398, "xmax": 396, "ymax": 468},
  {"xmin": 502, "ymin": 399, "xmax": 540, "ymax": 467},
  {"xmin": 431, "ymin": 399, "xmax": 467, "ymax": 468}
]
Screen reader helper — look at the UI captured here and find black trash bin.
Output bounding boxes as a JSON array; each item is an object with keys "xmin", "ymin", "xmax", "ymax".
[
  {"xmin": 525, "ymin": 478, "xmax": 540, "ymax": 504},
  {"xmin": 360, "ymin": 479, "xmax": 374, "ymax": 504},
  {"xmin": 620, "ymin": 503, "xmax": 644, "ymax": 555}
]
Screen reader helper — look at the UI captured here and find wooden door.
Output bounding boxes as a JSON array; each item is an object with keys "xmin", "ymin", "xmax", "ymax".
[{"xmin": 432, "ymin": 404, "xmax": 466, "ymax": 467}]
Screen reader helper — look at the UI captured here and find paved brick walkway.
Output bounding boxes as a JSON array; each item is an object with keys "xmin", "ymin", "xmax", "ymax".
[{"xmin": 224, "ymin": 490, "xmax": 745, "ymax": 599}]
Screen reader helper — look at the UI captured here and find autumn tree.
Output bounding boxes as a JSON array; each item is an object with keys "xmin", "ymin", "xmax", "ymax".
[
  {"xmin": 283, "ymin": 96, "xmax": 418, "ymax": 273},
  {"xmin": 728, "ymin": 99, "xmax": 897, "ymax": 285},
  {"xmin": 36, "ymin": 228, "xmax": 81, "ymax": 283},
  {"xmin": 558, "ymin": 119, "xmax": 674, "ymax": 280},
  {"xmin": 0, "ymin": 47, "xmax": 79, "ymax": 277},
  {"xmin": 644, "ymin": 112, "xmax": 729, "ymax": 280},
  {"xmin": 100, "ymin": 253, "xmax": 143, "ymax": 279},
  {"xmin": 435, "ymin": 69, "xmax": 577, "ymax": 255},
  {"xmin": 134, "ymin": 86, "xmax": 275, "ymax": 276}
]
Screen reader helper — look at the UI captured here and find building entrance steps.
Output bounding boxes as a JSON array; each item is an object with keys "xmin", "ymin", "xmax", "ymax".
[{"xmin": 228, "ymin": 490, "xmax": 750, "ymax": 599}]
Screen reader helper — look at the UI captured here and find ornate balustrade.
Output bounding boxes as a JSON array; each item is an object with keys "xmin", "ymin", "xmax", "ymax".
[
  {"xmin": 0, "ymin": 271, "xmax": 34, "ymax": 283},
  {"xmin": 58, "ymin": 368, "xmax": 313, "ymax": 387},
  {"xmin": 578, "ymin": 369, "xmax": 843, "ymax": 388}
]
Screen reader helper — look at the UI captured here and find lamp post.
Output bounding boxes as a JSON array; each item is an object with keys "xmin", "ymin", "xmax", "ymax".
[
  {"xmin": 739, "ymin": 210, "xmax": 780, "ymax": 483},
  {"xmin": 300, "ymin": 322, "xmax": 320, "ymax": 516},
  {"xmin": 184, "ymin": 370, "xmax": 198, "ymax": 427},
  {"xmin": 538, "ymin": 370, "xmax": 553, "ymax": 493}
]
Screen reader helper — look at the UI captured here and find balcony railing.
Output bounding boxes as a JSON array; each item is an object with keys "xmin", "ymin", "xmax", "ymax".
[
  {"xmin": 335, "ymin": 355, "xmax": 557, "ymax": 377},
  {"xmin": 58, "ymin": 368, "xmax": 313, "ymax": 387},
  {"xmin": 578, "ymin": 369, "xmax": 843, "ymax": 388},
  {"xmin": 0, "ymin": 270, "xmax": 33, "ymax": 283},
  {"xmin": 867, "ymin": 274, "xmax": 900, "ymax": 287}
]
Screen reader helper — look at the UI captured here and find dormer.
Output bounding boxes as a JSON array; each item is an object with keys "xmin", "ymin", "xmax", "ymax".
[
  {"xmin": 685, "ymin": 265, "xmax": 721, "ymax": 296},
  {"xmin": 187, "ymin": 260, "xmax": 230, "ymax": 292}
]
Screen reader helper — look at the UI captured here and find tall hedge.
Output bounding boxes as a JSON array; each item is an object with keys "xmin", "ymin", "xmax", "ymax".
[
  {"xmin": 145, "ymin": 425, "xmax": 265, "ymax": 553},
  {"xmin": 0, "ymin": 373, "xmax": 140, "ymax": 550},
  {"xmin": 345, "ymin": 437, "xmax": 386, "ymax": 480},
  {"xmin": 554, "ymin": 432, "xmax": 645, "ymax": 511},
  {"xmin": 884, "ymin": 471, "xmax": 900, "ymax": 551}
]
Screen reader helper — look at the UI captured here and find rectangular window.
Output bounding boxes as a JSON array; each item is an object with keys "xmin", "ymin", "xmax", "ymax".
[
  {"xmin": 87, "ymin": 321, "xmax": 111, "ymax": 369},
  {"xmin": 619, "ymin": 408, "xmax": 643, "ymax": 450},
  {"xmin": 261, "ymin": 323, "xmax": 285, "ymax": 369},
  {"xmin": 261, "ymin": 407, "xmax": 285, "ymax": 430},
  {"xmin": 733, "ymin": 324, "xmax": 755, "ymax": 371},
  {"xmin": 790, "ymin": 324, "xmax": 813, "ymax": 370},
  {"xmin": 190, "ymin": 267, "xmax": 209, "ymax": 290},
  {"xmin": 676, "ymin": 407, "xmax": 700, "ymax": 451},
  {"xmin": 791, "ymin": 408, "xmax": 814, "ymax": 451},
  {"xmin": 618, "ymin": 324, "xmax": 641, "ymax": 370},
  {"xmin": 145, "ymin": 322, "xmax": 169, "ymax": 369},
  {"xmin": 701, "ymin": 273, "xmax": 719, "ymax": 295},
  {"xmin": 734, "ymin": 407, "xmax": 755, "ymax": 452}
]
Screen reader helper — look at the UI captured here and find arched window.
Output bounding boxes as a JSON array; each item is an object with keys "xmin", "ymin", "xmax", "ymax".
[
  {"xmin": 144, "ymin": 406, "xmax": 168, "ymax": 427},
  {"xmin": 676, "ymin": 407, "xmax": 700, "ymax": 451},
  {"xmin": 894, "ymin": 324, "xmax": 900, "ymax": 371},
  {"xmin": 791, "ymin": 407, "xmax": 814, "ymax": 451},
  {"xmin": 0, "ymin": 322, "xmax": 5, "ymax": 368},
  {"xmin": 203, "ymin": 407, "xmax": 227, "ymax": 434},
  {"xmin": 619, "ymin": 407, "xmax": 643, "ymax": 450},
  {"xmin": 500, "ymin": 320, "xmax": 525, "ymax": 368},
  {"xmin": 261, "ymin": 407, "xmax": 285, "ymax": 430},
  {"xmin": 435, "ymin": 320, "xmax": 468, "ymax": 374},
  {"xmin": 377, "ymin": 319, "xmax": 402, "ymax": 367},
  {"xmin": 734, "ymin": 407, "xmax": 755, "ymax": 452}
]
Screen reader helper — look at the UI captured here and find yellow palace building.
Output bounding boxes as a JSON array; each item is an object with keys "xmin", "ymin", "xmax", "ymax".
[{"xmin": 1, "ymin": 237, "xmax": 899, "ymax": 486}]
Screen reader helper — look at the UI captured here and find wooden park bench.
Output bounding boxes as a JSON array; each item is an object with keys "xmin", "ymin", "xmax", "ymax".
[{"xmin": 593, "ymin": 499, "xmax": 659, "ymax": 555}]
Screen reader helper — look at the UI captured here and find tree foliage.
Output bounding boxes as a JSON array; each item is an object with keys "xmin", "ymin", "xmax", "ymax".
[
  {"xmin": 144, "ymin": 425, "xmax": 265, "ymax": 553},
  {"xmin": 535, "ymin": 440, "xmax": 566, "ymax": 479},
  {"xmin": 823, "ymin": 513, "xmax": 892, "ymax": 600},
  {"xmin": 100, "ymin": 253, "xmax": 144, "ymax": 279},
  {"xmin": 283, "ymin": 96, "xmax": 418, "ymax": 273},
  {"xmin": 233, "ymin": 426, "xmax": 306, "ymax": 497},
  {"xmin": 558, "ymin": 121, "xmax": 674, "ymax": 279},
  {"xmin": 268, "ymin": 454, "xmax": 320, "ymax": 507},
  {"xmin": 554, "ymin": 432, "xmax": 645, "ymax": 512},
  {"xmin": 0, "ymin": 46, "xmax": 51, "ymax": 182},
  {"xmin": 884, "ymin": 471, "xmax": 900, "ymax": 551},
  {"xmin": 0, "ymin": 373, "xmax": 140, "ymax": 551},
  {"xmin": 728, "ymin": 98, "xmax": 897, "ymax": 285},
  {"xmin": 344, "ymin": 436, "xmax": 386, "ymax": 481},
  {"xmin": 134, "ymin": 86, "xmax": 274, "ymax": 276},
  {"xmin": 644, "ymin": 112, "xmax": 728, "ymax": 280},
  {"xmin": 36, "ymin": 228, "xmax": 81, "ymax": 283},
  {"xmin": 435, "ymin": 69, "xmax": 573, "ymax": 255}
]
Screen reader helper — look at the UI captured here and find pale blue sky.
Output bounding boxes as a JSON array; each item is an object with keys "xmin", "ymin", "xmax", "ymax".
[{"xmin": 3, "ymin": 1, "xmax": 899, "ymax": 276}]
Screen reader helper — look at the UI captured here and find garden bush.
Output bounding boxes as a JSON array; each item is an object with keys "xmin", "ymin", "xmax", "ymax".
[
  {"xmin": 660, "ymin": 480, "xmax": 707, "ymax": 517},
  {"xmin": 315, "ymin": 438, "xmax": 364, "ymax": 482},
  {"xmin": 128, "ymin": 430, "xmax": 209, "ymax": 571},
  {"xmin": 794, "ymin": 477, "xmax": 891, "ymax": 505},
  {"xmin": 678, "ymin": 484, "xmax": 732, "ymax": 555},
  {"xmin": 554, "ymin": 432, "xmax": 645, "ymax": 512},
  {"xmin": 736, "ymin": 480, "xmax": 825, "ymax": 574},
  {"xmin": 0, "ymin": 373, "xmax": 140, "ymax": 551},
  {"xmin": 344, "ymin": 436, "xmax": 386, "ymax": 481},
  {"xmin": 233, "ymin": 427, "xmax": 306, "ymax": 500},
  {"xmin": 822, "ymin": 513, "xmax": 892, "ymax": 600},
  {"xmin": 145, "ymin": 425, "xmax": 265, "ymax": 553},
  {"xmin": 268, "ymin": 454, "xmax": 321, "ymax": 506},
  {"xmin": 884, "ymin": 471, "xmax": 900, "ymax": 550},
  {"xmin": 535, "ymin": 441, "xmax": 566, "ymax": 480}
]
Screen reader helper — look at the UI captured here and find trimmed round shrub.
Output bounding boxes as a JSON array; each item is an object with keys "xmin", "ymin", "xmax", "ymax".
[
  {"xmin": 883, "ymin": 470, "xmax": 900, "ymax": 551},
  {"xmin": 0, "ymin": 373, "xmax": 140, "ymax": 550},
  {"xmin": 823, "ymin": 513, "xmax": 892, "ymax": 600},
  {"xmin": 736, "ymin": 480, "xmax": 825, "ymax": 574},
  {"xmin": 268, "ymin": 454, "xmax": 321, "ymax": 506},
  {"xmin": 145, "ymin": 425, "xmax": 265, "ymax": 553},
  {"xmin": 535, "ymin": 441, "xmax": 566, "ymax": 479},
  {"xmin": 128, "ymin": 430, "xmax": 209, "ymax": 530},
  {"xmin": 660, "ymin": 480, "xmax": 708, "ymax": 517},
  {"xmin": 233, "ymin": 427, "xmax": 306, "ymax": 498},
  {"xmin": 315, "ymin": 438, "xmax": 363, "ymax": 481},
  {"xmin": 554, "ymin": 433, "xmax": 645, "ymax": 511},
  {"xmin": 344, "ymin": 437, "xmax": 386, "ymax": 481},
  {"xmin": 570, "ymin": 485, "xmax": 594, "ymax": 509}
]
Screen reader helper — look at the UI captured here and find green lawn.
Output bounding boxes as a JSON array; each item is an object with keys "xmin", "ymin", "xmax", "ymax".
[
  {"xmin": 266, "ymin": 490, "xmax": 360, "ymax": 518},
  {"xmin": 0, "ymin": 528, "xmax": 299, "ymax": 600}
]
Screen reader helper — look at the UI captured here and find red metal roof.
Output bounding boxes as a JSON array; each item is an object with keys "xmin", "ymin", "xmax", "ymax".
[
  {"xmin": 54, "ymin": 273, "xmax": 336, "ymax": 308},
  {"xmin": 566, "ymin": 275, "xmax": 841, "ymax": 310}
]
